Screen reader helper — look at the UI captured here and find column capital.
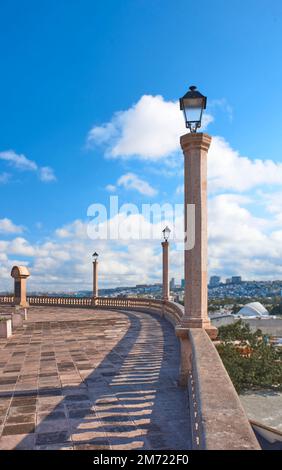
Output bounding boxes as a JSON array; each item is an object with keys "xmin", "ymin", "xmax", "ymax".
[
  {"xmin": 11, "ymin": 265, "xmax": 30, "ymax": 280},
  {"xmin": 161, "ymin": 240, "xmax": 169, "ymax": 248},
  {"xmin": 180, "ymin": 132, "xmax": 212, "ymax": 153}
]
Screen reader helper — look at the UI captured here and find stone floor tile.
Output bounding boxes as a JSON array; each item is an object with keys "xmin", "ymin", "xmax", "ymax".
[
  {"xmin": 36, "ymin": 419, "xmax": 69, "ymax": 433},
  {"xmin": 0, "ymin": 433, "xmax": 35, "ymax": 450},
  {"xmin": 6, "ymin": 413, "xmax": 35, "ymax": 424},
  {"xmin": 0, "ymin": 307, "xmax": 191, "ymax": 450},
  {"xmin": 35, "ymin": 431, "xmax": 70, "ymax": 446},
  {"xmin": 74, "ymin": 441, "xmax": 110, "ymax": 450},
  {"xmin": 2, "ymin": 423, "xmax": 35, "ymax": 435}
]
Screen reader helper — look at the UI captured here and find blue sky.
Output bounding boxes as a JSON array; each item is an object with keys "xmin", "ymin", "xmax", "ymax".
[{"xmin": 1, "ymin": 0, "xmax": 282, "ymax": 291}]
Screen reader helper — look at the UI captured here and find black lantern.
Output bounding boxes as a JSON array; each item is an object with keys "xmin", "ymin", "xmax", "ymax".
[
  {"xmin": 162, "ymin": 226, "xmax": 171, "ymax": 242},
  {"xmin": 179, "ymin": 85, "xmax": 207, "ymax": 133},
  {"xmin": 92, "ymin": 252, "xmax": 99, "ymax": 262}
]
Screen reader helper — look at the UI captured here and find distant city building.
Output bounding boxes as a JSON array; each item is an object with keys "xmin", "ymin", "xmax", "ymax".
[
  {"xmin": 209, "ymin": 276, "xmax": 221, "ymax": 287},
  {"xmin": 232, "ymin": 276, "xmax": 242, "ymax": 284},
  {"xmin": 226, "ymin": 278, "xmax": 232, "ymax": 284},
  {"xmin": 181, "ymin": 278, "xmax": 185, "ymax": 289},
  {"xmin": 170, "ymin": 278, "xmax": 175, "ymax": 289}
]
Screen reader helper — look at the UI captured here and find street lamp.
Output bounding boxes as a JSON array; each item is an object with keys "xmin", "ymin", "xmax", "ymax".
[
  {"xmin": 161, "ymin": 227, "xmax": 170, "ymax": 301},
  {"xmin": 179, "ymin": 85, "xmax": 207, "ymax": 133},
  {"xmin": 176, "ymin": 85, "xmax": 217, "ymax": 385},
  {"xmin": 92, "ymin": 252, "xmax": 99, "ymax": 301},
  {"xmin": 162, "ymin": 226, "xmax": 171, "ymax": 242}
]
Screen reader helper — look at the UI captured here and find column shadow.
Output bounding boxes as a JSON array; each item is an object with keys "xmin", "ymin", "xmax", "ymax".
[{"xmin": 0, "ymin": 309, "xmax": 191, "ymax": 450}]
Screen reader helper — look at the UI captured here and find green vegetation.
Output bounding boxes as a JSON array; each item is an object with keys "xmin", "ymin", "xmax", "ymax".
[
  {"xmin": 270, "ymin": 303, "xmax": 282, "ymax": 316},
  {"xmin": 216, "ymin": 320, "xmax": 282, "ymax": 393}
]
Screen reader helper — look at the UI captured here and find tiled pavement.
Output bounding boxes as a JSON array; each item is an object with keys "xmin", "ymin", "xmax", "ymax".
[{"xmin": 0, "ymin": 307, "xmax": 191, "ymax": 450}]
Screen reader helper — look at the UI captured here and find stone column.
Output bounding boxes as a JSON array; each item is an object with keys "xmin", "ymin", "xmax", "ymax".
[
  {"xmin": 11, "ymin": 266, "xmax": 30, "ymax": 308},
  {"xmin": 162, "ymin": 240, "xmax": 169, "ymax": 301},
  {"xmin": 93, "ymin": 260, "xmax": 98, "ymax": 298},
  {"xmin": 176, "ymin": 133, "xmax": 217, "ymax": 385}
]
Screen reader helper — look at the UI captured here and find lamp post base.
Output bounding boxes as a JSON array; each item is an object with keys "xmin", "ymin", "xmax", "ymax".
[{"xmin": 13, "ymin": 301, "xmax": 29, "ymax": 309}]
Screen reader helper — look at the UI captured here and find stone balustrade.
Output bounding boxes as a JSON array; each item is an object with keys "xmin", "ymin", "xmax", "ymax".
[
  {"xmin": 0, "ymin": 295, "xmax": 14, "ymax": 304},
  {"xmin": 187, "ymin": 328, "xmax": 260, "ymax": 450},
  {"xmin": 28, "ymin": 296, "xmax": 93, "ymax": 307},
  {"xmin": 0, "ymin": 295, "xmax": 184, "ymax": 325}
]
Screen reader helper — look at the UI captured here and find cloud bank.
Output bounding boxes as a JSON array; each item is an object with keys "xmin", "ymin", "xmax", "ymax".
[{"xmin": 0, "ymin": 150, "xmax": 56, "ymax": 183}]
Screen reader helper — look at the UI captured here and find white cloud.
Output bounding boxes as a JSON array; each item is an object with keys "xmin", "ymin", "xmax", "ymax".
[
  {"xmin": 0, "ymin": 218, "xmax": 24, "ymax": 234},
  {"xmin": 208, "ymin": 137, "xmax": 282, "ymax": 192},
  {"xmin": 116, "ymin": 173, "xmax": 157, "ymax": 196},
  {"xmin": 105, "ymin": 173, "xmax": 158, "ymax": 196},
  {"xmin": 1, "ymin": 195, "xmax": 282, "ymax": 293},
  {"xmin": 1, "ymin": 93, "xmax": 282, "ymax": 290},
  {"xmin": 88, "ymin": 93, "xmax": 282, "ymax": 193},
  {"xmin": 208, "ymin": 192, "xmax": 282, "ymax": 277},
  {"xmin": 39, "ymin": 166, "xmax": 57, "ymax": 182},
  {"xmin": 8, "ymin": 237, "xmax": 36, "ymax": 256},
  {"xmin": 0, "ymin": 172, "xmax": 10, "ymax": 184},
  {"xmin": 209, "ymin": 98, "xmax": 233, "ymax": 122},
  {"xmin": 55, "ymin": 219, "xmax": 89, "ymax": 239},
  {"xmin": 87, "ymin": 94, "xmax": 213, "ymax": 160},
  {"xmin": 175, "ymin": 137, "xmax": 282, "ymax": 194},
  {"xmin": 0, "ymin": 150, "xmax": 37, "ymax": 171},
  {"xmin": 105, "ymin": 184, "xmax": 116, "ymax": 192},
  {"xmin": 0, "ymin": 150, "xmax": 56, "ymax": 183}
]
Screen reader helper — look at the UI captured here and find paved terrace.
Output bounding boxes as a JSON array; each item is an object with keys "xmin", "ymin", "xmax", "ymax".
[{"xmin": 0, "ymin": 307, "xmax": 191, "ymax": 450}]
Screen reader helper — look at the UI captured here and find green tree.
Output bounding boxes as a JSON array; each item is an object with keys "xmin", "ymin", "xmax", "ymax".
[
  {"xmin": 270, "ymin": 303, "xmax": 282, "ymax": 316},
  {"xmin": 216, "ymin": 320, "xmax": 282, "ymax": 393}
]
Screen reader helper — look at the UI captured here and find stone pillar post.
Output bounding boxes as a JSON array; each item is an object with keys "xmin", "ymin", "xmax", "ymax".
[
  {"xmin": 176, "ymin": 133, "xmax": 217, "ymax": 385},
  {"xmin": 93, "ymin": 260, "xmax": 98, "ymax": 299},
  {"xmin": 11, "ymin": 266, "xmax": 30, "ymax": 308},
  {"xmin": 162, "ymin": 240, "xmax": 169, "ymax": 301}
]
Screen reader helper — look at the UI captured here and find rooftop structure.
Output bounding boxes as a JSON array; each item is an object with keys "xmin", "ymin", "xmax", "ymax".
[{"xmin": 237, "ymin": 302, "xmax": 269, "ymax": 317}]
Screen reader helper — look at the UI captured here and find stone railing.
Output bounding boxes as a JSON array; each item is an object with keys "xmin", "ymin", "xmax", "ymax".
[
  {"xmin": 163, "ymin": 300, "xmax": 184, "ymax": 325},
  {"xmin": 0, "ymin": 295, "xmax": 183, "ymax": 326},
  {"xmin": 0, "ymin": 295, "xmax": 14, "ymax": 304},
  {"xmin": 27, "ymin": 296, "xmax": 93, "ymax": 307},
  {"xmin": 97, "ymin": 296, "xmax": 162, "ymax": 311},
  {"xmin": 187, "ymin": 328, "xmax": 260, "ymax": 450},
  {"xmin": 97, "ymin": 297, "xmax": 183, "ymax": 325}
]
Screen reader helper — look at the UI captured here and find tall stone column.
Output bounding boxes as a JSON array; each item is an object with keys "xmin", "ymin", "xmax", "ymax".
[
  {"xmin": 93, "ymin": 260, "xmax": 98, "ymax": 298},
  {"xmin": 181, "ymin": 132, "xmax": 216, "ymax": 332},
  {"xmin": 162, "ymin": 240, "xmax": 169, "ymax": 301},
  {"xmin": 11, "ymin": 266, "xmax": 30, "ymax": 308},
  {"xmin": 176, "ymin": 133, "xmax": 217, "ymax": 385}
]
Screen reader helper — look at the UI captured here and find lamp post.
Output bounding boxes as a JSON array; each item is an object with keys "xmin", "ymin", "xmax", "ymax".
[
  {"xmin": 92, "ymin": 252, "xmax": 99, "ymax": 301},
  {"xmin": 176, "ymin": 85, "xmax": 217, "ymax": 385},
  {"xmin": 162, "ymin": 226, "xmax": 171, "ymax": 301}
]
